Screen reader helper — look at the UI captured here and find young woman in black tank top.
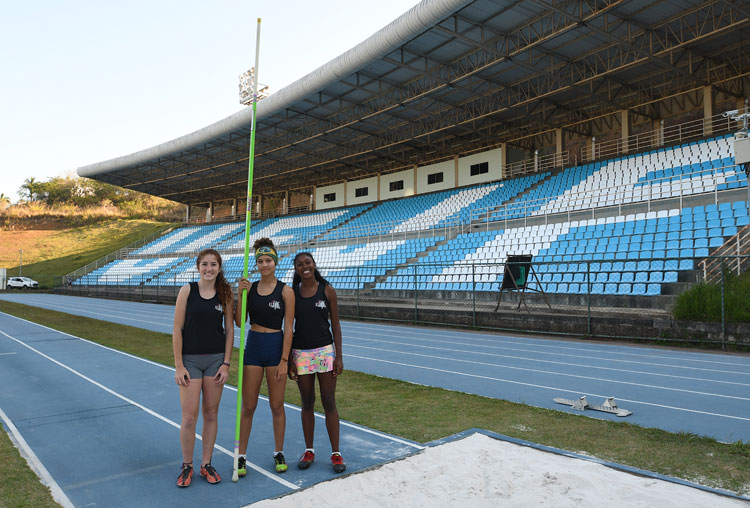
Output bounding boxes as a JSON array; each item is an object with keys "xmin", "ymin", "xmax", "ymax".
[
  {"xmin": 288, "ymin": 252, "xmax": 346, "ymax": 473},
  {"xmin": 235, "ymin": 238, "xmax": 294, "ymax": 474},
  {"xmin": 172, "ymin": 249, "xmax": 234, "ymax": 487}
]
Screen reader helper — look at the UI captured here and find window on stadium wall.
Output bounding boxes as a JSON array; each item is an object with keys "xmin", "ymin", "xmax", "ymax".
[
  {"xmin": 324, "ymin": 192, "xmax": 336, "ymax": 203},
  {"xmin": 470, "ymin": 162, "xmax": 489, "ymax": 176},
  {"xmin": 355, "ymin": 187, "xmax": 368, "ymax": 198},
  {"xmin": 427, "ymin": 172, "xmax": 444, "ymax": 185},
  {"xmin": 390, "ymin": 180, "xmax": 404, "ymax": 192}
]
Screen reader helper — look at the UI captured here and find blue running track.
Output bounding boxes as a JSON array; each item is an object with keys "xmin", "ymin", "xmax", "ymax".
[{"xmin": 0, "ymin": 298, "xmax": 420, "ymax": 508}]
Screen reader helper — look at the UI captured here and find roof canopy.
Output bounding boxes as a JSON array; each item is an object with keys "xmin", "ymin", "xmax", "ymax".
[{"xmin": 78, "ymin": 0, "xmax": 750, "ymax": 205}]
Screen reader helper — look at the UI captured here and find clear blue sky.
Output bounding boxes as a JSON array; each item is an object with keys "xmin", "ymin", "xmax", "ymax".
[{"xmin": 0, "ymin": 0, "xmax": 421, "ymax": 202}]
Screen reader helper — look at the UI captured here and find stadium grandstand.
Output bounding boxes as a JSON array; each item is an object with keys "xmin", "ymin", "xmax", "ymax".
[{"xmin": 71, "ymin": 0, "xmax": 750, "ymax": 341}]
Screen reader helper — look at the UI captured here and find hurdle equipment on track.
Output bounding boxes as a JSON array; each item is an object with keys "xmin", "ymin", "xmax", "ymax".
[{"xmin": 553, "ymin": 396, "xmax": 632, "ymax": 417}]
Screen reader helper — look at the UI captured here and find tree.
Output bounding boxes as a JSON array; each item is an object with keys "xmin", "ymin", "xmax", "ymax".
[
  {"xmin": 0, "ymin": 193, "xmax": 10, "ymax": 210},
  {"xmin": 19, "ymin": 177, "xmax": 40, "ymax": 201}
]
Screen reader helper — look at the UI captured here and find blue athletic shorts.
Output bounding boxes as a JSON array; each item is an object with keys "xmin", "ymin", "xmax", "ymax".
[{"xmin": 244, "ymin": 330, "xmax": 284, "ymax": 367}]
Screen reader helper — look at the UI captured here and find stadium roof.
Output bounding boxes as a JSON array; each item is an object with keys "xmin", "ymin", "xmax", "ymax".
[{"xmin": 78, "ymin": 0, "xmax": 750, "ymax": 206}]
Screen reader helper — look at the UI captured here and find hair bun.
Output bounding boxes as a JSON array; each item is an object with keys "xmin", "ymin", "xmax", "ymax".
[{"xmin": 252, "ymin": 237, "xmax": 275, "ymax": 250}]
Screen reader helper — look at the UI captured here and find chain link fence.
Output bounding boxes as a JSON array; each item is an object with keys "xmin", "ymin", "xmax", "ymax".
[{"xmin": 48, "ymin": 255, "xmax": 750, "ymax": 347}]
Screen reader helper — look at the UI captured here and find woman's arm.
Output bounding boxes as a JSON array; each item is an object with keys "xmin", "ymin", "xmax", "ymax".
[
  {"xmin": 234, "ymin": 278, "xmax": 251, "ymax": 327},
  {"xmin": 276, "ymin": 285, "xmax": 295, "ymax": 381},
  {"xmin": 326, "ymin": 285, "xmax": 343, "ymax": 377},
  {"xmin": 173, "ymin": 284, "xmax": 191, "ymax": 386},
  {"xmin": 215, "ymin": 292, "xmax": 235, "ymax": 385}
]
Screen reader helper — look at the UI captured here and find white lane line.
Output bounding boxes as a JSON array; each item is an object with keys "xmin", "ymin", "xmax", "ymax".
[
  {"xmin": 342, "ymin": 322, "xmax": 750, "ymax": 366},
  {"xmin": 0, "ymin": 352, "xmax": 16, "ymax": 356},
  {"xmin": 0, "ymin": 406, "xmax": 76, "ymax": 508},
  {"xmin": 346, "ymin": 354, "xmax": 750, "ymax": 422},
  {"xmin": 345, "ymin": 335, "xmax": 750, "ymax": 386},
  {"xmin": 4, "ymin": 297, "xmax": 244, "ymax": 340},
  {"xmin": 343, "ymin": 328, "xmax": 750, "ymax": 374},
  {"xmin": 0, "ymin": 329, "xmax": 298, "ymax": 491},
  {"xmin": 0, "ymin": 311, "xmax": 422, "ymax": 450},
  {"xmin": 347, "ymin": 343, "xmax": 750, "ymax": 401}
]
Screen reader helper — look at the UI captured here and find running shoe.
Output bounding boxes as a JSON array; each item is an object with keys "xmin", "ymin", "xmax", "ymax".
[
  {"xmin": 331, "ymin": 453, "xmax": 346, "ymax": 473},
  {"xmin": 237, "ymin": 456, "xmax": 247, "ymax": 477},
  {"xmin": 274, "ymin": 452, "xmax": 288, "ymax": 473},
  {"xmin": 176, "ymin": 463, "xmax": 193, "ymax": 488},
  {"xmin": 200, "ymin": 463, "xmax": 221, "ymax": 484},
  {"xmin": 297, "ymin": 450, "xmax": 315, "ymax": 470}
]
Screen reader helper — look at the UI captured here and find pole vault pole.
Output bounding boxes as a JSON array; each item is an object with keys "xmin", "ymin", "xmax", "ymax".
[{"xmin": 233, "ymin": 17, "xmax": 261, "ymax": 483}]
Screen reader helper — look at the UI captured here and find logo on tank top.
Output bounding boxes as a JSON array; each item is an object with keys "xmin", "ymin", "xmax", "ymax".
[
  {"xmin": 315, "ymin": 300, "xmax": 327, "ymax": 310},
  {"xmin": 269, "ymin": 300, "xmax": 281, "ymax": 311},
  {"xmin": 214, "ymin": 304, "xmax": 223, "ymax": 313}
]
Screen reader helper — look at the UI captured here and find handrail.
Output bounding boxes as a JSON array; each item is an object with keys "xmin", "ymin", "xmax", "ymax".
[
  {"xmin": 64, "ymin": 223, "xmax": 177, "ymax": 280},
  {"xmin": 700, "ymin": 225, "xmax": 750, "ymax": 284},
  {"xmin": 582, "ymin": 112, "xmax": 737, "ymax": 162},
  {"xmin": 469, "ymin": 163, "xmax": 743, "ymax": 229}
]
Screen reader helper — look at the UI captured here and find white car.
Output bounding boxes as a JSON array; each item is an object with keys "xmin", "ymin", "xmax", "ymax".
[{"xmin": 7, "ymin": 276, "xmax": 39, "ymax": 289}]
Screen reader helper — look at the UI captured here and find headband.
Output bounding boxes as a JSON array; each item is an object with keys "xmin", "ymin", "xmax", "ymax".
[{"xmin": 255, "ymin": 245, "xmax": 278, "ymax": 263}]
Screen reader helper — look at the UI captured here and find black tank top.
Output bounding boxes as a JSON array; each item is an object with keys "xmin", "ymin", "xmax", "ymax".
[
  {"xmin": 247, "ymin": 280, "xmax": 286, "ymax": 330},
  {"xmin": 182, "ymin": 282, "xmax": 226, "ymax": 355},
  {"xmin": 293, "ymin": 282, "xmax": 333, "ymax": 350}
]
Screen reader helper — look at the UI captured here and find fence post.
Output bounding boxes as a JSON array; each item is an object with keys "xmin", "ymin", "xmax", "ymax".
[
  {"xmin": 472, "ymin": 262, "xmax": 477, "ymax": 328},
  {"xmin": 413, "ymin": 263, "xmax": 418, "ymax": 325},
  {"xmin": 720, "ymin": 261, "xmax": 726, "ymax": 351},
  {"xmin": 586, "ymin": 261, "xmax": 592, "ymax": 336},
  {"xmin": 356, "ymin": 266, "xmax": 360, "ymax": 319}
]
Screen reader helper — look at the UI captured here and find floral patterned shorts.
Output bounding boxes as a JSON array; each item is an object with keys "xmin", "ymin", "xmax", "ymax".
[{"xmin": 291, "ymin": 344, "xmax": 335, "ymax": 375}]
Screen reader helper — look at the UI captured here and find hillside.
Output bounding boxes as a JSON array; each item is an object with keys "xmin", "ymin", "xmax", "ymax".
[{"xmin": 1, "ymin": 218, "xmax": 173, "ymax": 288}]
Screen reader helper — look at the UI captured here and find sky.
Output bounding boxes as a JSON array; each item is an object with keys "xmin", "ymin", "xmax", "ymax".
[{"xmin": 0, "ymin": 0, "xmax": 423, "ymax": 203}]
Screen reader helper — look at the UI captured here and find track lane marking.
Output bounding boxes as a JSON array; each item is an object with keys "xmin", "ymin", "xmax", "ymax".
[{"xmin": 0, "ymin": 328, "xmax": 298, "ymax": 490}]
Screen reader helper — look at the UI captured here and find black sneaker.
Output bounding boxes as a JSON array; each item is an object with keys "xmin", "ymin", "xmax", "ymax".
[
  {"xmin": 274, "ymin": 452, "xmax": 288, "ymax": 473},
  {"xmin": 237, "ymin": 456, "xmax": 247, "ymax": 477}
]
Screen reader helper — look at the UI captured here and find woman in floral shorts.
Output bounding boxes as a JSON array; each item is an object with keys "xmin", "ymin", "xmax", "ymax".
[{"xmin": 288, "ymin": 251, "xmax": 346, "ymax": 473}]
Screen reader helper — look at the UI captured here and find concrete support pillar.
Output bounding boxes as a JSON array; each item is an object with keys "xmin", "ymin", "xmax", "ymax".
[
  {"xmin": 413, "ymin": 165, "xmax": 418, "ymax": 195},
  {"xmin": 283, "ymin": 190, "xmax": 288, "ymax": 214},
  {"xmin": 231, "ymin": 199, "xmax": 237, "ymax": 217},
  {"xmin": 311, "ymin": 186, "xmax": 316, "ymax": 211},
  {"xmin": 555, "ymin": 128, "xmax": 563, "ymax": 167},
  {"xmin": 185, "ymin": 205, "xmax": 190, "ymax": 223},
  {"xmin": 454, "ymin": 154, "xmax": 459, "ymax": 187},
  {"xmin": 343, "ymin": 181, "xmax": 348, "ymax": 206},
  {"xmin": 590, "ymin": 136, "xmax": 596, "ymax": 161},
  {"xmin": 500, "ymin": 143, "xmax": 507, "ymax": 179},
  {"xmin": 704, "ymin": 85, "xmax": 713, "ymax": 136},
  {"xmin": 256, "ymin": 195, "xmax": 262, "ymax": 216},
  {"xmin": 534, "ymin": 150, "xmax": 539, "ymax": 172},
  {"xmin": 377, "ymin": 172, "xmax": 381, "ymax": 201},
  {"xmin": 205, "ymin": 205, "xmax": 211, "ymax": 223},
  {"xmin": 621, "ymin": 109, "xmax": 629, "ymax": 154}
]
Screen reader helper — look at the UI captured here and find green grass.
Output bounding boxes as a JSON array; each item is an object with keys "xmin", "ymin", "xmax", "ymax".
[
  {"xmin": 673, "ymin": 270, "xmax": 750, "ymax": 323},
  {"xmin": 1, "ymin": 300, "xmax": 749, "ymax": 500},
  {"xmin": 0, "ymin": 428, "xmax": 63, "ymax": 508},
  {"xmin": 0, "ymin": 219, "xmax": 173, "ymax": 288}
]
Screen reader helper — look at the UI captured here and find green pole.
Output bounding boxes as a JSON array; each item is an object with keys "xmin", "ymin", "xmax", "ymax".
[{"xmin": 233, "ymin": 17, "xmax": 261, "ymax": 483}]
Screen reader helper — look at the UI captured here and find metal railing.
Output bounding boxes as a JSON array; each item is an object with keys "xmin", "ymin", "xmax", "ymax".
[
  {"xmin": 56, "ymin": 255, "xmax": 750, "ymax": 345},
  {"xmin": 582, "ymin": 113, "xmax": 739, "ymax": 162},
  {"xmin": 469, "ymin": 163, "xmax": 744, "ymax": 229},
  {"xmin": 700, "ymin": 227, "xmax": 750, "ymax": 283}
]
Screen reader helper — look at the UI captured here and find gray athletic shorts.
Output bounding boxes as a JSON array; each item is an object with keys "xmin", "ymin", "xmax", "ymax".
[{"xmin": 182, "ymin": 353, "xmax": 225, "ymax": 379}]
